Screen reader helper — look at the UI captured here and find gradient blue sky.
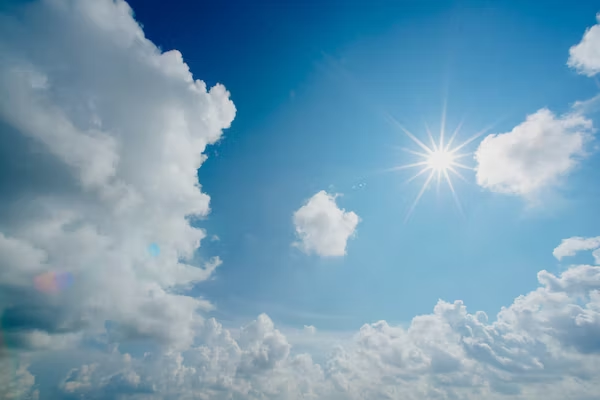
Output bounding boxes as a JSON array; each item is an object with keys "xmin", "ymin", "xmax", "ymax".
[
  {"xmin": 4, "ymin": 1, "xmax": 600, "ymax": 398},
  {"xmin": 127, "ymin": 0, "xmax": 600, "ymax": 330}
]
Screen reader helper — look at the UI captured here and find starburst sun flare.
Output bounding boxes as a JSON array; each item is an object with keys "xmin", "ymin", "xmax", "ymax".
[{"xmin": 385, "ymin": 112, "xmax": 486, "ymax": 221}]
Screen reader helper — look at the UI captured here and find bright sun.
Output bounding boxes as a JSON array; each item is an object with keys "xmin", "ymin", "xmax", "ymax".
[
  {"xmin": 427, "ymin": 149, "xmax": 455, "ymax": 172},
  {"xmin": 384, "ymin": 110, "xmax": 486, "ymax": 221}
]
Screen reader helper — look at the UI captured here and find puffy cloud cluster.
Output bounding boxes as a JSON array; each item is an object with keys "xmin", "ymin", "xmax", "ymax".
[
  {"xmin": 45, "ymin": 248, "xmax": 600, "ymax": 400},
  {"xmin": 58, "ymin": 315, "xmax": 323, "ymax": 400},
  {"xmin": 293, "ymin": 191, "xmax": 359, "ymax": 257},
  {"xmin": 475, "ymin": 109, "xmax": 593, "ymax": 198},
  {"xmin": 0, "ymin": 358, "xmax": 39, "ymax": 400},
  {"xmin": 0, "ymin": 0, "xmax": 234, "ymax": 352},
  {"xmin": 568, "ymin": 13, "xmax": 600, "ymax": 77}
]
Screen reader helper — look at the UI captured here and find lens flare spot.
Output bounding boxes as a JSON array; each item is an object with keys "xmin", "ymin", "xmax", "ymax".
[
  {"xmin": 34, "ymin": 271, "xmax": 73, "ymax": 294},
  {"xmin": 148, "ymin": 243, "xmax": 160, "ymax": 257}
]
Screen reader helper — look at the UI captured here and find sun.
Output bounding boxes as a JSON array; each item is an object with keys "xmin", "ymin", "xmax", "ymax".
[
  {"xmin": 383, "ymin": 111, "xmax": 487, "ymax": 221},
  {"xmin": 427, "ymin": 149, "xmax": 455, "ymax": 172}
]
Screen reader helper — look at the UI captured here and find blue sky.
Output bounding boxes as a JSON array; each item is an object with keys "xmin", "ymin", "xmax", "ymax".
[
  {"xmin": 3, "ymin": 0, "xmax": 600, "ymax": 399},
  {"xmin": 129, "ymin": 0, "xmax": 600, "ymax": 329}
]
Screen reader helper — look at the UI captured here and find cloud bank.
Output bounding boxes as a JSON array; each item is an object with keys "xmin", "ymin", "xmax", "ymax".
[
  {"xmin": 26, "ymin": 245, "xmax": 600, "ymax": 400},
  {"xmin": 293, "ymin": 191, "xmax": 359, "ymax": 257}
]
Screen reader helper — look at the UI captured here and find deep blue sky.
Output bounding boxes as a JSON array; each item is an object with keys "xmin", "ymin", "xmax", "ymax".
[{"xmin": 128, "ymin": 0, "xmax": 600, "ymax": 330}]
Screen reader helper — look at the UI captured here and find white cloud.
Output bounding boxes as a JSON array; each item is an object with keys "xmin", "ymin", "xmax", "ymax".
[
  {"xmin": 554, "ymin": 236, "xmax": 600, "ymax": 264},
  {"xmin": 0, "ymin": 358, "xmax": 38, "ymax": 400},
  {"xmin": 568, "ymin": 14, "xmax": 600, "ymax": 76},
  {"xmin": 50, "ymin": 244, "xmax": 600, "ymax": 400},
  {"xmin": 304, "ymin": 325, "xmax": 317, "ymax": 335},
  {"xmin": 293, "ymin": 191, "xmax": 359, "ymax": 257},
  {"xmin": 475, "ymin": 109, "xmax": 593, "ymax": 198},
  {"xmin": 0, "ymin": 0, "xmax": 234, "ymax": 351}
]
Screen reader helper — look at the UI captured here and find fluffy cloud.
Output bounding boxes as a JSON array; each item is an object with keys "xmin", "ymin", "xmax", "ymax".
[
  {"xmin": 476, "ymin": 13, "xmax": 600, "ymax": 199},
  {"xmin": 0, "ymin": 358, "xmax": 39, "ymax": 400},
  {"xmin": 568, "ymin": 14, "xmax": 600, "ymax": 76},
  {"xmin": 293, "ymin": 191, "xmax": 359, "ymax": 257},
  {"xmin": 0, "ymin": 0, "xmax": 234, "ymax": 352},
  {"xmin": 554, "ymin": 236, "xmax": 600, "ymax": 264},
  {"xmin": 38, "ymin": 242, "xmax": 600, "ymax": 400},
  {"xmin": 57, "ymin": 314, "xmax": 322, "ymax": 400},
  {"xmin": 474, "ymin": 109, "xmax": 593, "ymax": 197}
]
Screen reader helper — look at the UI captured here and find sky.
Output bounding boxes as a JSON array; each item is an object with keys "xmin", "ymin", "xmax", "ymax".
[{"xmin": 2, "ymin": 0, "xmax": 600, "ymax": 399}]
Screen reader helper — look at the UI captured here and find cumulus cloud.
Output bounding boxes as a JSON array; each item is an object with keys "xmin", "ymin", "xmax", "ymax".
[
  {"xmin": 41, "ymin": 242, "xmax": 600, "ymax": 400},
  {"xmin": 0, "ymin": 0, "xmax": 234, "ymax": 352},
  {"xmin": 293, "ymin": 191, "xmax": 359, "ymax": 257},
  {"xmin": 57, "ymin": 314, "xmax": 321, "ymax": 400},
  {"xmin": 0, "ymin": 359, "xmax": 39, "ymax": 400},
  {"xmin": 568, "ymin": 14, "xmax": 600, "ymax": 76},
  {"xmin": 475, "ymin": 109, "xmax": 593, "ymax": 198},
  {"xmin": 554, "ymin": 236, "xmax": 600, "ymax": 264}
]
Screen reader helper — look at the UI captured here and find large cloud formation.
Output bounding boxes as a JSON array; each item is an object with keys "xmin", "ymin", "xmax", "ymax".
[
  {"xmin": 0, "ymin": 0, "xmax": 235, "ymax": 353},
  {"xmin": 28, "ymin": 243, "xmax": 600, "ymax": 400},
  {"xmin": 293, "ymin": 191, "xmax": 359, "ymax": 257}
]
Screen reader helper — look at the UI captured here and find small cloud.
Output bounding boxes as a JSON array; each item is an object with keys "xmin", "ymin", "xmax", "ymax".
[
  {"xmin": 475, "ymin": 108, "xmax": 593, "ymax": 199},
  {"xmin": 204, "ymin": 256, "xmax": 223, "ymax": 275},
  {"xmin": 304, "ymin": 325, "xmax": 317, "ymax": 335},
  {"xmin": 572, "ymin": 93, "xmax": 600, "ymax": 115},
  {"xmin": 568, "ymin": 14, "xmax": 600, "ymax": 77},
  {"xmin": 553, "ymin": 236, "xmax": 600, "ymax": 264},
  {"xmin": 292, "ymin": 191, "xmax": 359, "ymax": 257},
  {"xmin": 210, "ymin": 234, "xmax": 220, "ymax": 242}
]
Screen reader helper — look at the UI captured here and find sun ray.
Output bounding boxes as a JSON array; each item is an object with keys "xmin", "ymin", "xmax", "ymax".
[
  {"xmin": 440, "ymin": 97, "xmax": 447, "ymax": 150},
  {"xmin": 400, "ymin": 147, "xmax": 430, "ymax": 158},
  {"xmin": 450, "ymin": 122, "xmax": 496, "ymax": 154},
  {"xmin": 406, "ymin": 166, "xmax": 431, "ymax": 183},
  {"xmin": 385, "ymin": 161, "xmax": 429, "ymax": 172},
  {"xmin": 450, "ymin": 162, "xmax": 474, "ymax": 171},
  {"xmin": 405, "ymin": 169, "xmax": 436, "ymax": 222},
  {"xmin": 447, "ymin": 166, "xmax": 468, "ymax": 183},
  {"xmin": 443, "ymin": 169, "xmax": 463, "ymax": 215},
  {"xmin": 424, "ymin": 122, "xmax": 438, "ymax": 151},
  {"xmin": 452, "ymin": 152, "xmax": 473, "ymax": 160},
  {"xmin": 384, "ymin": 113, "xmax": 433, "ymax": 154},
  {"xmin": 444, "ymin": 117, "xmax": 464, "ymax": 151}
]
